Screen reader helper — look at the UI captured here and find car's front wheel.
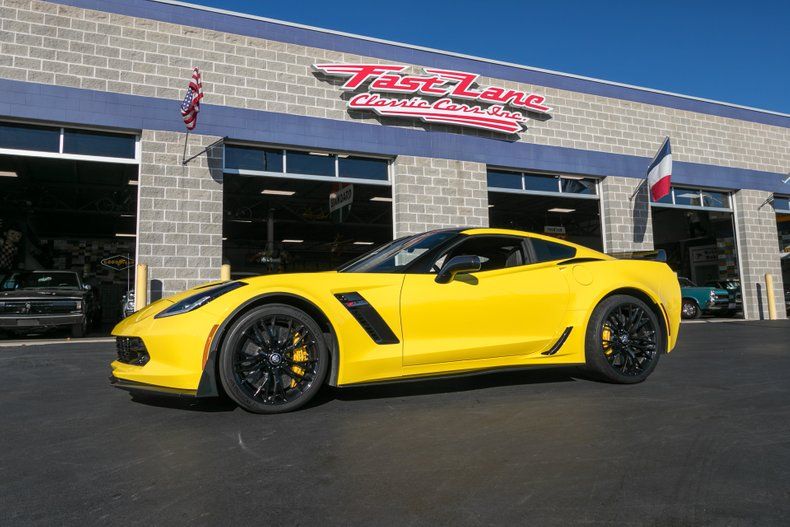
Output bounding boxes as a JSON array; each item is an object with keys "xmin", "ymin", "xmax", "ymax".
[
  {"xmin": 585, "ymin": 295, "xmax": 663, "ymax": 384},
  {"xmin": 219, "ymin": 304, "xmax": 328, "ymax": 414},
  {"xmin": 681, "ymin": 299, "xmax": 701, "ymax": 319}
]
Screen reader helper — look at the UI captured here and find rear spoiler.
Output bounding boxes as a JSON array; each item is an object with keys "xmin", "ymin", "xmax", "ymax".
[{"xmin": 608, "ymin": 249, "xmax": 667, "ymax": 262}]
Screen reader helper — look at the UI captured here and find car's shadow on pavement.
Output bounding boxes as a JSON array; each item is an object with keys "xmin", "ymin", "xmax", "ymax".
[
  {"xmin": 125, "ymin": 366, "xmax": 587, "ymax": 413},
  {"xmin": 309, "ymin": 366, "xmax": 585, "ymax": 408},
  {"xmin": 128, "ymin": 392, "xmax": 238, "ymax": 413}
]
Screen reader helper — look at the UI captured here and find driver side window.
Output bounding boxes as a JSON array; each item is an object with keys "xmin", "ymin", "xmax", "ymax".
[{"xmin": 431, "ymin": 236, "xmax": 526, "ymax": 273}]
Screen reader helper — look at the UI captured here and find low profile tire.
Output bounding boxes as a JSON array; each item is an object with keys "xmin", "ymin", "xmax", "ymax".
[
  {"xmin": 681, "ymin": 299, "xmax": 701, "ymax": 320},
  {"xmin": 70, "ymin": 318, "xmax": 87, "ymax": 338},
  {"xmin": 219, "ymin": 304, "xmax": 329, "ymax": 414},
  {"xmin": 585, "ymin": 295, "xmax": 663, "ymax": 384}
]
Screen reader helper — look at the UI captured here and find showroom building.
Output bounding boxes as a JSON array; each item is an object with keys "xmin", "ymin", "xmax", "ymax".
[{"xmin": 0, "ymin": 0, "xmax": 788, "ymax": 324}]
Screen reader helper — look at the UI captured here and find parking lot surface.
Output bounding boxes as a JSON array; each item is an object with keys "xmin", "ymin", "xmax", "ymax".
[{"xmin": 1, "ymin": 321, "xmax": 789, "ymax": 526}]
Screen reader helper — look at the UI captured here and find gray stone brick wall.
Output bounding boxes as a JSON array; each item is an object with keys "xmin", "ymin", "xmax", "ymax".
[
  {"xmin": 137, "ymin": 130, "xmax": 223, "ymax": 298},
  {"xmin": 0, "ymin": 0, "xmax": 788, "ymax": 175},
  {"xmin": 392, "ymin": 156, "xmax": 487, "ymax": 236},
  {"xmin": 599, "ymin": 177, "xmax": 654, "ymax": 253},
  {"xmin": 733, "ymin": 190, "xmax": 787, "ymax": 320}
]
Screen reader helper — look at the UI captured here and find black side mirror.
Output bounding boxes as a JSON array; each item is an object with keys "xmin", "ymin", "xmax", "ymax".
[{"xmin": 435, "ymin": 255, "xmax": 481, "ymax": 284}]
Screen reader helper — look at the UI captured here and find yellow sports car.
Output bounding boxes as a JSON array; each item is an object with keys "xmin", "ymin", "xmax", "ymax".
[{"xmin": 110, "ymin": 228, "xmax": 681, "ymax": 413}]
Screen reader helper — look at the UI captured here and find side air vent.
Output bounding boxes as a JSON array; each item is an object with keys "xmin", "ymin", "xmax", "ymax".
[
  {"xmin": 335, "ymin": 292, "xmax": 399, "ymax": 345},
  {"xmin": 541, "ymin": 327, "xmax": 573, "ymax": 356}
]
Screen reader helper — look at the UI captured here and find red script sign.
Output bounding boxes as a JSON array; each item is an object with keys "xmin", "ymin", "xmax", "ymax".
[{"xmin": 313, "ymin": 64, "xmax": 551, "ymax": 134}]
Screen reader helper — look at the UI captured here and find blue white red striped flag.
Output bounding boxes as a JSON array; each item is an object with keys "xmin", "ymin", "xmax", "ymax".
[
  {"xmin": 180, "ymin": 67, "xmax": 203, "ymax": 131},
  {"xmin": 647, "ymin": 137, "xmax": 672, "ymax": 201}
]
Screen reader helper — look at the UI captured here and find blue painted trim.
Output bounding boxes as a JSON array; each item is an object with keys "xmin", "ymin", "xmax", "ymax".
[
  {"xmin": 46, "ymin": 0, "xmax": 790, "ymax": 129},
  {"xmin": 0, "ymin": 79, "xmax": 786, "ymax": 194}
]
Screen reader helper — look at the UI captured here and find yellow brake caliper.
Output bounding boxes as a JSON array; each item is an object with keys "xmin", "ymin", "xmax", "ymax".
[
  {"xmin": 289, "ymin": 332, "xmax": 308, "ymax": 389},
  {"xmin": 602, "ymin": 324, "xmax": 613, "ymax": 356}
]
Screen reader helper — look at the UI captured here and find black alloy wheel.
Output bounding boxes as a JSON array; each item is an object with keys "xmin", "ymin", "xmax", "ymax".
[
  {"xmin": 585, "ymin": 295, "xmax": 663, "ymax": 384},
  {"xmin": 219, "ymin": 304, "xmax": 328, "ymax": 414}
]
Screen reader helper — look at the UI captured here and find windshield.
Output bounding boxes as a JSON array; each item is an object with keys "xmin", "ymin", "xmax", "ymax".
[
  {"xmin": 3, "ymin": 272, "xmax": 80, "ymax": 290},
  {"xmin": 678, "ymin": 278, "xmax": 696, "ymax": 287},
  {"xmin": 338, "ymin": 230, "xmax": 459, "ymax": 273}
]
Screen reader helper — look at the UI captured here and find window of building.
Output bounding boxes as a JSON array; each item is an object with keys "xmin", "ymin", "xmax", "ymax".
[
  {"xmin": 62, "ymin": 129, "xmax": 136, "ymax": 159},
  {"xmin": 224, "ymin": 145, "xmax": 390, "ymax": 184},
  {"xmin": 650, "ymin": 186, "xmax": 732, "ymax": 211},
  {"xmin": 223, "ymin": 145, "xmax": 283, "ymax": 172},
  {"xmin": 0, "ymin": 121, "xmax": 138, "ymax": 162},
  {"xmin": 0, "ymin": 122, "xmax": 60, "ymax": 152},
  {"xmin": 487, "ymin": 168, "xmax": 598, "ymax": 197}
]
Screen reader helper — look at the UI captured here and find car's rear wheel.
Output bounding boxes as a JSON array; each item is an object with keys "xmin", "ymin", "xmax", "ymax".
[
  {"xmin": 585, "ymin": 295, "xmax": 662, "ymax": 384},
  {"xmin": 219, "ymin": 304, "xmax": 328, "ymax": 414},
  {"xmin": 681, "ymin": 299, "xmax": 701, "ymax": 319}
]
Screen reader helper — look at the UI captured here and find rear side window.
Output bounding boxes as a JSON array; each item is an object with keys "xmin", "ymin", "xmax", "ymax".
[{"xmin": 530, "ymin": 239, "xmax": 576, "ymax": 263}]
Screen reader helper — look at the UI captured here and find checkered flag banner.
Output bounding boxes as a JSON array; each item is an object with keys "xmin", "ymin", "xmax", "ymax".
[{"xmin": 180, "ymin": 67, "xmax": 203, "ymax": 130}]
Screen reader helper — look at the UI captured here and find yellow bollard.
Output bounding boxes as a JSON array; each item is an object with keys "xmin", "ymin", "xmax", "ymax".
[
  {"xmin": 135, "ymin": 264, "xmax": 148, "ymax": 312},
  {"xmin": 765, "ymin": 273, "xmax": 776, "ymax": 320},
  {"xmin": 221, "ymin": 264, "xmax": 231, "ymax": 281}
]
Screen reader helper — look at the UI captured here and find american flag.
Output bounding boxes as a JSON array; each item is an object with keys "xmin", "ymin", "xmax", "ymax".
[{"xmin": 180, "ymin": 67, "xmax": 203, "ymax": 130}]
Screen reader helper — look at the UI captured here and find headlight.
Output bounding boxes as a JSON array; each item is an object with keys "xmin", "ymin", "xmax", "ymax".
[
  {"xmin": 154, "ymin": 281, "xmax": 246, "ymax": 318},
  {"xmin": 74, "ymin": 300, "xmax": 83, "ymax": 311}
]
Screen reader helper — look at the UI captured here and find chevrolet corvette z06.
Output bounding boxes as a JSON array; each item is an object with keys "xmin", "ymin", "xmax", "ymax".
[{"xmin": 110, "ymin": 228, "xmax": 681, "ymax": 413}]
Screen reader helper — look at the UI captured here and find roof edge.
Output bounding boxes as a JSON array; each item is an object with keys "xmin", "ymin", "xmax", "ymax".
[{"xmin": 152, "ymin": 0, "xmax": 789, "ymax": 119}]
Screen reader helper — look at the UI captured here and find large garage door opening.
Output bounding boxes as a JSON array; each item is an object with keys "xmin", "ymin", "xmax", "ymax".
[
  {"xmin": 487, "ymin": 169, "xmax": 603, "ymax": 251},
  {"xmin": 651, "ymin": 186, "xmax": 742, "ymax": 319},
  {"xmin": 0, "ymin": 122, "xmax": 139, "ymax": 338},
  {"xmin": 223, "ymin": 145, "xmax": 393, "ymax": 278},
  {"xmin": 774, "ymin": 195, "xmax": 790, "ymax": 314}
]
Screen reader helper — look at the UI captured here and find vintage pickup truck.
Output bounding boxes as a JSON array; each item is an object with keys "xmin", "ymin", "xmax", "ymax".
[{"xmin": 0, "ymin": 270, "xmax": 98, "ymax": 337}]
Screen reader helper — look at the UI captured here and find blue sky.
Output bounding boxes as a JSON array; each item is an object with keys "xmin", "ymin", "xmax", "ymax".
[{"xmin": 187, "ymin": 0, "xmax": 789, "ymax": 114}]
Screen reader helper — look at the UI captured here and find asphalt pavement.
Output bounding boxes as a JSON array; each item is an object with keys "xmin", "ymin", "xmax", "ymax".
[{"xmin": 1, "ymin": 321, "xmax": 789, "ymax": 526}]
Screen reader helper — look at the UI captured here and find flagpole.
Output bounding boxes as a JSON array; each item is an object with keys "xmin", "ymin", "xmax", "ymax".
[{"xmin": 182, "ymin": 130, "xmax": 190, "ymax": 165}]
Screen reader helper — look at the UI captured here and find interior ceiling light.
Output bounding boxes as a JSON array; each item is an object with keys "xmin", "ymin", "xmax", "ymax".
[
  {"xmin": 0, "ymin": 170, "xmax": 18, "ymax": 177},
  {"xmin": 308, "ymin": 151, "xmax": 330, "ymax": 156},
  {"xmin": 369, "ymin": 196, "xmax": 392, "ymax": 202},
  {"xmin": 353, "ymin": 241, "xmax": 375, "ymax": 245},
  {"xmin": 232, "ymin": 219, "xmax": 252, "ymax": 223},
  {"xmin": 261, "ymin": 189, "xmax": 295, "ymax": 196},
  {"xmin": 128, "ymin": 180, "xmax": 138, "ymax": 185},
  {"xmin": 561, "ymin": 175, "xmax": 586, "ymax": 180},
  {"xmin": 282, "ymin": 239, "xmax": 303, "ymax": 243},
  {"xmin": 548, "ymin": 208, "xmax": 575, "ymax": 213},
  {"xmin": 115, "ymin": 233, "xmax": 136, "ymax": 237}
]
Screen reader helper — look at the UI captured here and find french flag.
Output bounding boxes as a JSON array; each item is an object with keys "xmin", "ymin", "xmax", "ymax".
[{"xmin": 647, "ymin": 137, "xmax": 672, "ymax": 201}]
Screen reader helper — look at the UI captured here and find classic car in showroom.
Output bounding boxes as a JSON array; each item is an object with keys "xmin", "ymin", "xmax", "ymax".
[
  {"xmin": 0, "ymin": 270, "xmax": 99, "ymax": 337},
  {"xmin": 110, "ymin": 228, "xmax": 682, "ymax": 414},
  {"xmin": 678, "ymin": 277, "xmax": 737, "ymax": 319}
]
